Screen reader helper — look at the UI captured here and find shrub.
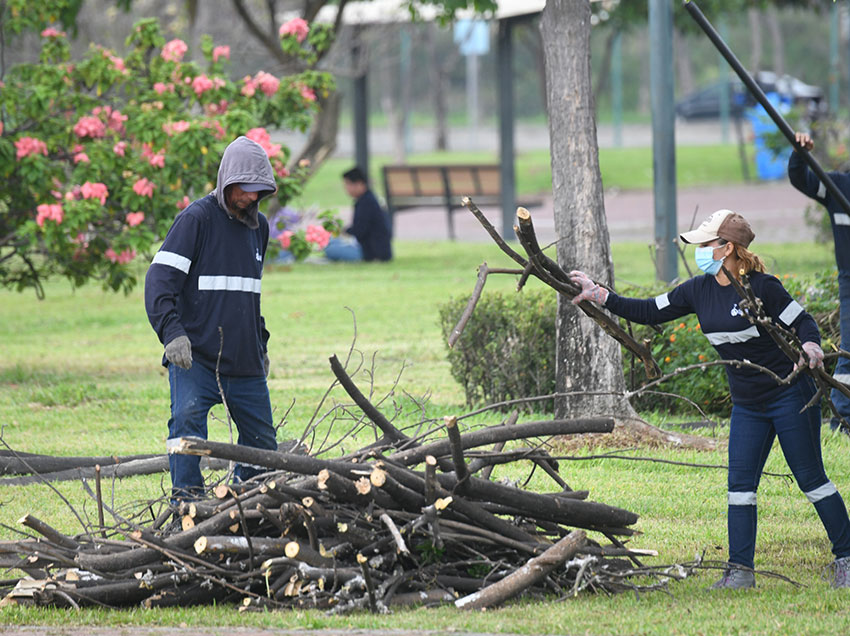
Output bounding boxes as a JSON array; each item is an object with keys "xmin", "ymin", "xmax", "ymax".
[{"xmin": 438, "ymin": 290, "xmax": 556, "ymax": 411}]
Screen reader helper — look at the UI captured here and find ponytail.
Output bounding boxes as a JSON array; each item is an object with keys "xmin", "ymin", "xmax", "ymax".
[{"xmin": 733, "ymin": 244, "xmax": 766, "ymax": 275}]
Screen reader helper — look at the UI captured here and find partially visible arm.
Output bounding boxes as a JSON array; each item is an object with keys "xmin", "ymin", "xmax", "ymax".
[
  {"xmin": 570, "ymin": 270, "xmax": 695, "ymax": 326},
  {"xmin": 788, "ymin": 131, "xmax": 828, "ymax": 204},
  {"xmin": 144, "ymin": 213, "xmax": 198, "ymax": 346},
  {"xmin": 759, "ymin": 274, "xmax": 820, "ymax": 346}
]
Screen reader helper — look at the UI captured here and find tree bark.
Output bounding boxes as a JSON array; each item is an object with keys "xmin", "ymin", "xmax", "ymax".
[
  {"xmin": 767, "ymin": 6, "xmax": 784, "ymax": 78},
  {"xmin": 748, "ymin": 8, "xmax": 763, "ymax": 73},
  {"xmin": 455, "ymin": 529, "xmax": 586, "ymax": 610},
  {"xmin": 540, "ymin": 0, "xmax": 636, "ymax": 420}
]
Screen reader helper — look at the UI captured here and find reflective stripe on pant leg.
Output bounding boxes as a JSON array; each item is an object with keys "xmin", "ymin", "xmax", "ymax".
[
  {"xmin": 805, "ymin": 480, "xmax": 838, "ymax": 503},
  {"xmin": 728, "ymin": 491, "xmax": 757, "ymax": 506}
]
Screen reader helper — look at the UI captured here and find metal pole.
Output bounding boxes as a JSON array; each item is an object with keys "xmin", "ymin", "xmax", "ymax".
[
  {"xmin": 685, "ymin": 0, "xmax": 850, "ymax": 216},
  {"xmin": 352, "ymin": 29, "xmax": 370, "ymax": 178},
  {"xmin": 612, "ymin": 30, "xmax": 623, "ymax": 148},
  {"xmin": 497, "ymin": 18, "xmax": 516, "ymax": 241},
  {"xmin": 401, "ymin": 27, "xmax": 412, "ymax": 156},
  {"xmin": 650, "ymin": 0, "xmax": 677, "ymax": 282}
]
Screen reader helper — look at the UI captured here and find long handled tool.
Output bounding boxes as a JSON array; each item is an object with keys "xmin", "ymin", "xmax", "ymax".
[{"xmin": 684, "ymin": 0, "xmax": 850, "ymax": 217}]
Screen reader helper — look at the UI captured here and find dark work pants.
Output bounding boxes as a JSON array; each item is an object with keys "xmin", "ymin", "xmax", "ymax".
[{"xmin": 166, "ymin": 362, "xmax": 277, "ymax": 502}]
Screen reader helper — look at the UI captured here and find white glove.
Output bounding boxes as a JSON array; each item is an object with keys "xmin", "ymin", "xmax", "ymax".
[
  {"xmin": 569, "ymin": 270, "xmax": 609, "ymax": 306},
  {"xmin": 164, "ymin": 335, "xmax": 192, "ymax": 370},
  {"xmin": 801, "ymin": 341, "xmax": 824, "ymax": 369}
]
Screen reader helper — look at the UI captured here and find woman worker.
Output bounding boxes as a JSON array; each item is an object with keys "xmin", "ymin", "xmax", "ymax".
[{"xmin": 570, "ymin": 209, "xmax": 850, "ymax": 589}]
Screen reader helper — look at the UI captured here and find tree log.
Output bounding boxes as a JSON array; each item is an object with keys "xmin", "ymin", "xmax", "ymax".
[
  {"xmin": 455, "ymin": 529, "xmax": 586, "ymax": 610},
  {"xmin": 388, "ymin": 418, "xmax": 614, "ymax": 466}
]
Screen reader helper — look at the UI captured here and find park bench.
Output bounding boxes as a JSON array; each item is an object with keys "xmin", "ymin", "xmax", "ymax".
[{"xmin": 382, "ymin": 164, "xmax": 510, "ymax": 240}]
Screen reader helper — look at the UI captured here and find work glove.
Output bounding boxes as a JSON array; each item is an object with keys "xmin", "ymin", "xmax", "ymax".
[
  {"xmin": 263, "ymin": 352, "xmax": 270, "ymax": 378},
  {"xmin": 569, "ymin": 270, "xmax": 609, "ymax": 306},
  {"xmin": 799, "ymin": 341, "xmax": 824, "ymax": 370},
  {"xmin": 164, "ymin": 335, "xmax": 193, "ymax": 370}
]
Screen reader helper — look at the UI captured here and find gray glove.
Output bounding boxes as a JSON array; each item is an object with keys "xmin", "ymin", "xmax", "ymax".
[
  {"xmin": 263, "ymin": 352, "xmax": 270, "ymax": 378},
  {"xmin": 165, "ymin": 335, "xmax": 193, "ymax": 370}
]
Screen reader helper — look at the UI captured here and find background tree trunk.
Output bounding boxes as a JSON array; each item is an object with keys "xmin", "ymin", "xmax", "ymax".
[
  {"xmin": 673, "ymin": 27, "xmax": 694, "ymax": 95},
  {"xmin": 767, "ymin": 6, "xmax": 785, "ymax": 77},
  {"xmin": 540, "ymin": 0, "xmax": 635, "ymax": 420},
  {"xmin": 747, "ymin": 8, "xmax": 763, "ymax": 73}
]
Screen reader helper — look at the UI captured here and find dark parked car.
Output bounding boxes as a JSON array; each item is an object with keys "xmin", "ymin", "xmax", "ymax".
[{"xmin": 675, "ymin": 71, "xmax": 825, "ymax": 120}]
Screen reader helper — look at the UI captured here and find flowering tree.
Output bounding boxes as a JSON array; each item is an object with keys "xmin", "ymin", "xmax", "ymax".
[{"xmin": 0, "ymin": 9, "xmax": 339, "ymax": 296}]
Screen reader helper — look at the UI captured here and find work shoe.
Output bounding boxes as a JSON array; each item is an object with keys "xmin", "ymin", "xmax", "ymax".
[
  {"xmin": 830, "ymin": 556, "xmax": 850, "ymax": 588},
  {"xmin": 709, "ymin": 567, "xmax": 755, "ymax": 590}
]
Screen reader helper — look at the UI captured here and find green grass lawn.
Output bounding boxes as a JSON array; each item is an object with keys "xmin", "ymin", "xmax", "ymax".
[
  {"xmin": 294, "ymin": 144, "xmax": 751, "ymax": 212},
  {"xmin": 1, "ymin": 239, "xmax": 848, "ymax": 635}
]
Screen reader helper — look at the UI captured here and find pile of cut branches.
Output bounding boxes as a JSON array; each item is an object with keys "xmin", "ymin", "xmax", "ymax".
[{"xmin": 0, "ymin": 356, "xmax": 689, "ymax": 613}]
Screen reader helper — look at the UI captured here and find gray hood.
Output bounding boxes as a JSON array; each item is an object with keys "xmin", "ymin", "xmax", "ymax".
[{"xmin": 213, "ymin": 136, "xmax": 277, "ymax": 229}]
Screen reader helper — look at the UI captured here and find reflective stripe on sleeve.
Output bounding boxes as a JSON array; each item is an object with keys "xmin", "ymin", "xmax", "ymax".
[
  {"xmin": 818, "ymin": 182, "xmax": 827, "ymax": 199},
  {"xmin": 835, "ymin": 213, "xmax": 850, "ymax": 226},
  {"xmin": 728, "ymin": 491, "xmax": 757, "ymax": 506},
  {"xmin": 152, "ymin": 250, "xmax": 191, "ymax": 274},
  {"xmin": 198, "ymin": 275, "xmax": 262, "ymax": 294},
  {"xmin": 778, "ymin": 300, "xmax": 804, "ymax": 326},
  {"xmin": 834, "ymin": 373, "xmax": 850, "ymax": 385},
  {"xmin": 705, "ymin": 325, "xmax": 760, "ymax": 346},
  {"xmin": 805, "ymin": 481, "xmax": 838, "ymax": 504},
  {"xmin": 655, "ymin": 293, "xmax": 670, "ymax": 310}
]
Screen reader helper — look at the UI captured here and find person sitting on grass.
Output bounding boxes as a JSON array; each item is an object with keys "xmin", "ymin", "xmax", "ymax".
[
  {"xmin": 324, "ymin": 166, "xmax": 392, "ymax": 262},
  {"xmin": 571, "ymin": 209, "xmax": 850, "ymax": 590}
]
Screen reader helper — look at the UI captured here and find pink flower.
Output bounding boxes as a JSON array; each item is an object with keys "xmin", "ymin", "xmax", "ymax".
[
  {"xmin": 105, "ymin": 248, "xmax": 137, "ymax": 264},
  {"xmin": 36, "ymin": 203, "xmax": 64, "ymax": 227},
  {"xmin": 241, "ymin": 75, "xmax": 257, "ymax": 98},
  {"xmin": 299, "ymin": 84, "xmax": 316, "ymax": 103},
  {"xmin": 15, "ymin": 136, "xmax": 48, "ymax": 160},
  {"xmin": 153, "ymin": 82, "xmax": 175, "ymax": 95},
  {"xmin": 278, "ymin": 230, "xmax": 294, "ymax": 250},
  {"xmin": 274, "ymin": 161, "xmax": 290, "ymax": 179},
  {"xmin": 73, "ymin": 152, "xmax": 89, "ymax": 164},
  {"xmin": 254, "ymin": 71, "xmax": 280, "ymax": 97},
  {"xmin": 133, "ymin": 178, "xmax": 155, "ymax": 198},
  {"xmin": 163, "ymin": 120, "xmax": 190, "ymax": 135},
  {"xmin": 305, "ymin": 224, "xmax": 330, "ymax": 249},
  {"xmin": 107, "ymin": 109, "xmax": 127, "ymax": 133},
  {"xmin": 81, "ymin": 181, "xmax": 109, "ymax": 205},
  {"xmin": 176, "ymin": 196, "xmax": 191, "ymax": 210},
  {"xmin": 142, "ymin": 144, "xmax": 167, "ymax": 169},
  {"xmin": 41, "ymin": 27, "xmax": 66, "ymax": 38},
  {"xmin": 212, "ymin": 45, "xmax": 230, "ymax": 62},
  {"xmin": 73, "ymin": 116, "xmax": 106, "ymax": 139},
  {"xmin": 161, "ymin": 39, "xmax": 188, "ymax": 62},
  {"xmin": 279, "ymin": 18, "xmax": 309, "ymax": 43},
  {"xmin": 0, "ymin": 121, "xmax": 3, "ymax": 135},
  {"xmin": 108, "ymin": 54, "xmax": 127, "ymax": 74},
  {"xmin": 245, "ymin": 127, "xmax": 281, "ymax": 158},
  {"xmin": 126, "ymin": 211, "xmax": 145, "ymax": 227},
  {"xmin": 192, "ymin": 74, "xmax": 215, "ymax": 97},
  {"xmin": 113, "ymin": 141, "xmax": 127, "ymax": 156}
]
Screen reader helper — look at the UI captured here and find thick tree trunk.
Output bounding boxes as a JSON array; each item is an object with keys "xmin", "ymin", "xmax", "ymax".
[
  {"xmin": 673, "ymin": 28, "xmax": 695, "ymax": 96},
  {"xmin": 767, "ymin": 6, "xmax": 784, "ymax": 77},
  {"xmin": 540, "ymin": 0, "xmax": 635, "ymax": 420},
  {"xmin": 747, "ymin": 8, "xmax": 763, "ymax": 73}
]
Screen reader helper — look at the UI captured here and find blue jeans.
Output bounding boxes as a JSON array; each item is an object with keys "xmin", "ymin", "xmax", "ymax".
[
  {"xmin": 727, "ymin": 378, "xmax": 850, "ymax": 568},
  {"xmin": 830, "ymin": 270, "xmax": 850, "ymax": 427},
  {"xmin": 167, "ymin": 362, "xmax": 277, "ymax": 501},
  {"xmin": 325, "ymin": 236, "xmax": 363, "ymax": 262}
]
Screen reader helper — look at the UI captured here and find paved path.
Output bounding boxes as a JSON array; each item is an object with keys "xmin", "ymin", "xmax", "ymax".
[{"xmin": 390, "ymin": 180, "xmax": 817, "ymax": 245}]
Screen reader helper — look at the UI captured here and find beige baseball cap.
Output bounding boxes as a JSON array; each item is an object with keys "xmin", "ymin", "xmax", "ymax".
[{"xmin": 679, "ymin": 209, "xmax": 755, "ymax": 248}]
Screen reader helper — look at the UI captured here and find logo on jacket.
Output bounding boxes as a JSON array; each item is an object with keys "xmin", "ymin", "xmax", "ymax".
[
  {"xmin": 255, "ymin": 250, "xmax": 261, "ymax": 262},
  {"xmin": 730, "ymin": 303, "xmax": 745, "ymax": 318}
]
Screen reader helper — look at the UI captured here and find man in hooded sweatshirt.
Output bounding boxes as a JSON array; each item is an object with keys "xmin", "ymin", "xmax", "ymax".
[{"xmin": 145, "ymin": 136, "xmax": 278, "ymax": 502}]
